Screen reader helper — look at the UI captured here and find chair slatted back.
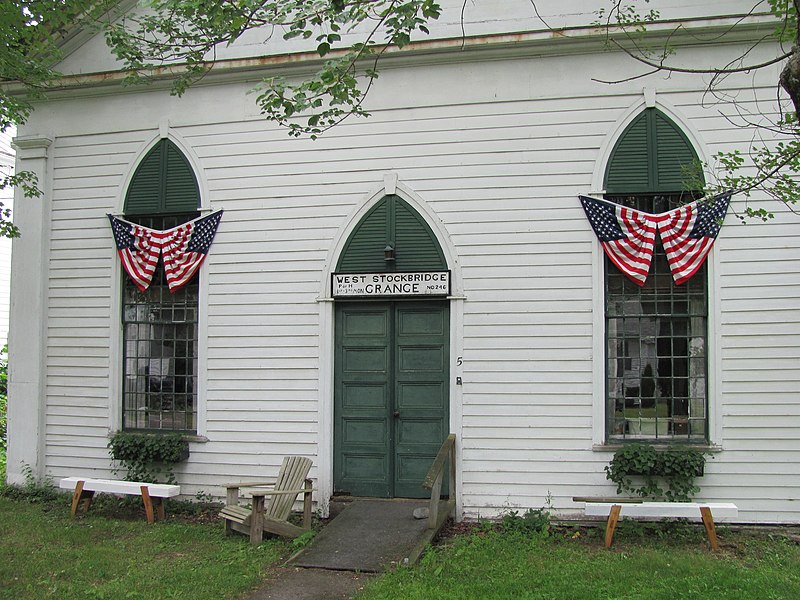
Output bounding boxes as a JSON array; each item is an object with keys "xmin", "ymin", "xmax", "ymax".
[{"xmin": 266, "ymin": 456, "xmax": 312, "ymax": 521}]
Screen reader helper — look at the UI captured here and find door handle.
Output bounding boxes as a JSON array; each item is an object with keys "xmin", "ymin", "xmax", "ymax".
[{"xmin": 393, "ymin": 410, "xmax": 400, "ymax": 419}]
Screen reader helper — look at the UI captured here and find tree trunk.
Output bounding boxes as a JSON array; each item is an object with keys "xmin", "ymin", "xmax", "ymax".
[{"xmin": 779, "ymin": 1, "xmax": 800, "ymax": 118}]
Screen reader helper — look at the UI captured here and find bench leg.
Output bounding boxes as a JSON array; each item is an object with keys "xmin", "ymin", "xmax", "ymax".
[
  {"xmin": 141, "ymin": 486, "xmax": 156, "ymax": 524},
  {"xmin": 700, "ymin": 506, "xmax": 719, "ymax": 551},
  {"xmin": 605, "ymin": 504, "xmax": 622, "ymax": 548},
  {"xmin": 152, "ymin": 497, "xmax": 166, "ymax": 521},
  {"xmin": 81, "ymin": 491, "xmax": 95, "ymax": 514},
  {"xmin": 70, "ymin": 481, "xmax": 95, "ymax": 517}
]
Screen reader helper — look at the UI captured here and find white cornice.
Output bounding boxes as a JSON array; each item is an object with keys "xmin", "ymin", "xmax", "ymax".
[
  {"xmin": 2, "ymin": 12, "xmax": 780, "ymax": 98},
  {"xmin": 11, "ymin": 135, "xmax": 53, "ymax": 161}
]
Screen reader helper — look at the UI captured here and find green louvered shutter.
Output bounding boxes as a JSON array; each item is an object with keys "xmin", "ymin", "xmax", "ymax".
[
  {"xmin": 337, "ymin": 200, "xmax": 389, "ymax": 273},
  {"xmin": 394, "ymin": 199, "xmax": 445, "ymax": 271},
  {"xmin": 605, "ymin": 112, "xmax": 650, "ymax": 193},
  {"xmin": 125, "ymin": 139, "xmax": 200, "ymax": 215},
  {"xmin": 337, "ymin": 196, "xmax": 446, "ymax": 273},
  {"xmin": 605, "ymin": 108, "xmax": 702, "ymax": 193},
  {"xmin": 124, "ymin": 143, "xmax": 163, "ymax": 214},
  {"xmin": 654, "ymin": 111, "xmax": 698, "ymax": 191}
]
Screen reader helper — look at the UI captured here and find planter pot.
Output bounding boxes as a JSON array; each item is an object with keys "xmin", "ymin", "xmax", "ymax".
[{"xmin": 177, "ymin": 443, "xmax": 190, "ymax": 462}]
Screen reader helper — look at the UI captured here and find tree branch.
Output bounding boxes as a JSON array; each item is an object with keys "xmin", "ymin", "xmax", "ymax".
[{"xmin": 609, "ymin": 38, "xmax": 794, "ymax": 76}]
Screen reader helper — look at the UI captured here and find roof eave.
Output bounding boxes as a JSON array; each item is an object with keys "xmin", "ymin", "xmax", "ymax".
[{"xmin": 4, "ymin": 12, "xmax": 780, "ymax": 96}]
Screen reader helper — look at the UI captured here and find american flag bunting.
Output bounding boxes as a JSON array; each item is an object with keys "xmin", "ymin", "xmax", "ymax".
[
  {"xmin": 579, "ymin": 196, "xmax": 657, "ymax": 286},
  {"xmin": 162, "ymin": 210, "xmax": 224, "ymax": 292},
  {"xmin": 580, "ymin": 193, "xmax": 729, "ymax": 286},
  {"xmin": 107, "ymin": 214, "xmax": 161, "ymax": 292},
  {"xmin": 107, "ymin": 211, "xmax": 223, "ymax": 293},
  {"xmin": 655, "ymin": 192, "xmax": 731, "ymax": 285}
]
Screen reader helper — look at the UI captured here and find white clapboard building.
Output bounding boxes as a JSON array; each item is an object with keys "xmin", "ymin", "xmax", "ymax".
[{"xmin": 6, "ymin": 1, "xmax": 800, "ymax": 523}]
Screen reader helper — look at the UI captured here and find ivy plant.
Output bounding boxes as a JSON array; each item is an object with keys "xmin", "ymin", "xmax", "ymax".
[
  {"xmin": 604, "ymin": 444, "xmax": 707, "ymax": 502},
  {"xmin": 108, "ymin": 432, "xmax": 189, "ymax": 484}
]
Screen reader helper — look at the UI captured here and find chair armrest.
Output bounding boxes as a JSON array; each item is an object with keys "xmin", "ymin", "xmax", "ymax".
[
  {"xmin": 224, "ymin": 479, "xmax": 277, "ymax": 490},
  {"xmin": 249, "ymin": 488, "xmax": 317, "ymax": 497}
]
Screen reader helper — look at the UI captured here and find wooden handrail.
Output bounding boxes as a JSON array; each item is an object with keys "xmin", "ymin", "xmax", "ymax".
[
  {"xmin": 422, "ymin": 433, "xmax": 456, "ymax": 529},
  {"xmin": 423, "ymin": 434, "xmax": 456, "ymax": 490}
]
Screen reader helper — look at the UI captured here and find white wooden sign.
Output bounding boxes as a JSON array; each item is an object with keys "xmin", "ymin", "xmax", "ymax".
[{"xmin": 332, "ymin": 271, "xmax": 450, "ymax": 298}]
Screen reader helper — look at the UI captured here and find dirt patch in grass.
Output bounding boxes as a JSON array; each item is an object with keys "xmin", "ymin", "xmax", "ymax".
[
  {"xmin": 434, "ymin": 518, "xmax": 606, "ymax": 547},
  {"xmin": 84, "ymin": 495, "xmax": 224, "ymax": 524},
  {"xmin": 1, "ymin": 485, "xmax": 225, "ymax": 525},
  {"xmin": 432, "ymin": 516, "xmax": 800, "ymax": 556}
]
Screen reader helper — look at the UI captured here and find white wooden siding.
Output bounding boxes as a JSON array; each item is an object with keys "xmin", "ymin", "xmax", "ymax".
[{"xmin": 16, "ymin": 31, "xmax": 799, "ymax": 522}]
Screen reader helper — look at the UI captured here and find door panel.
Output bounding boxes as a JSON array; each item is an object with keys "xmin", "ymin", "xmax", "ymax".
[
  {"xmin": 393, "ymin": 303, "xmax": 449, "ymax": 498},
  {"xmin": 334, "ymin": 304, "xmax": 392, "ymax": 497},
  {"xmin": 334, "ymin": 301, "xmax": 449, "ymax": 498}
]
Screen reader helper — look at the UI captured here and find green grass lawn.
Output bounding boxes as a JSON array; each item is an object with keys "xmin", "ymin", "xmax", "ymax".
[
  {"xmin": 0, "ymin": 494, "xmax": 288, "ymax": 599},
  {"xmin": 358, "ymin": 524, "xmax": 800, "ymax": 600},
  {"xmin": 2, "ymin": 485, "xmax": 800, "ymax": 600}
]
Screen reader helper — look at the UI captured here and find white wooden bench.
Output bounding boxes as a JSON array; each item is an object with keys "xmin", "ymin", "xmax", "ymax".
[
  {"xmin": 578, "ymin": 499, "xmax": 739, "ymax": 551},
  {"xmin": 60, "ymin": 477, "xmax": 181, "ymax": 524}
]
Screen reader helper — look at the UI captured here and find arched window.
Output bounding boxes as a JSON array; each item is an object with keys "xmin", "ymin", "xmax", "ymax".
[
  {"xmin": 121, "ymin": 139, "xmax": 200, "ymax": 432},
  {"xmin": 604, "ymin": 109, "xmax": 707, "ymax": 442}
]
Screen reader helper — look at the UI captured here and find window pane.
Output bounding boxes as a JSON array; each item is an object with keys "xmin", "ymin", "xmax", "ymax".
[
  {"xmin": 122, "ymin": 214, "xmax": 199, "ymax": 432},
  {"xmin": 605, "ymin": 194, "xmax": 707, "ymax": 442}
]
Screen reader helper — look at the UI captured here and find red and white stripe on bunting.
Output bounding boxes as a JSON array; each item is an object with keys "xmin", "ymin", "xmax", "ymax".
[{"xmin": 655, "ymin": 193, "xmax": 731, "ymax": 285}]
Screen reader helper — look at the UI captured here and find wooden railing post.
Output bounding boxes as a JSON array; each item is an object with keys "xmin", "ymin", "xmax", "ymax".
[
  {"xmin": 302, "ymin": 478, "xmax": 313, "ymax": 529},
  {"xmin": 423, "ymin": 434, "xmax": 456, "ymax": 529},
  {"xmin": 427, "ymin": 468, "xmax": 444, "ymax": 529}
]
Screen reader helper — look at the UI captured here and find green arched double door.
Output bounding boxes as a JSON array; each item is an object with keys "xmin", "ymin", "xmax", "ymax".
[{"xmin": 333, "ymin": 196, "xmax": 450, "ymax": 498}]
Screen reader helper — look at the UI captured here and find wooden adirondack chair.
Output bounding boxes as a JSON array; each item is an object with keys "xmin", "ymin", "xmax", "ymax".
[{"xmin": 220, "ymin": 456, "xmax": 314, "ymax": 544}]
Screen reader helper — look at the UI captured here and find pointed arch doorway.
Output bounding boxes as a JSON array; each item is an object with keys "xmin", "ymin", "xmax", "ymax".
[{"xmin": 333, "ymin": 195, "xmax": 450, "ymax": 498}]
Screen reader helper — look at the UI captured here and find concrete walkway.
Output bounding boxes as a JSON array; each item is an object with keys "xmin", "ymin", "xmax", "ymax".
[
  {"xmin": 290, "ymin": 499, "xmax": 432, "ymax": 572},
  {"xmin": 241, "ymin": 499, "xmax": 444, "ymax": 599},
  {"xmin": 239, "ymin": 567, "xmax": 375, "ymax": 600}
]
